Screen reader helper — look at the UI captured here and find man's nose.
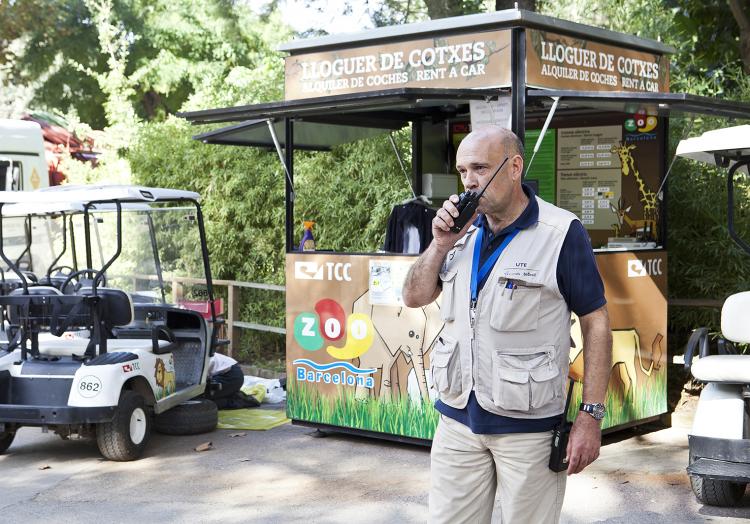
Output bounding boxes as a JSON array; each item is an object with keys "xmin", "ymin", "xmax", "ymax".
[{"xmin": 464, "ymin": 171, "xmax": 480, "ymax": 191}]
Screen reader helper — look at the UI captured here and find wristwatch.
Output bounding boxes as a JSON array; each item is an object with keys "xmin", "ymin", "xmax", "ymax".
[{"xmin": 580, "ymin": 402, "xmax": 606, "ymax": 421}]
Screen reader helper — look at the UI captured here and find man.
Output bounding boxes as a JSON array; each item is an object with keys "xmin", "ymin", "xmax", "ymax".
[
  {"xmin": 207, "ymin": 353, "xmax": 259, "ymax": 409},
  {"xmin": 402, "ymin": 126, "xmax": 612, "ymax": 523}
]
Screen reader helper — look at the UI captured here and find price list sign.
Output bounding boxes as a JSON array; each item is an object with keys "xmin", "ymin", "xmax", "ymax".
[{"xmin": 556, "ymin": 126, "xmax": 622, "ymax": 229}]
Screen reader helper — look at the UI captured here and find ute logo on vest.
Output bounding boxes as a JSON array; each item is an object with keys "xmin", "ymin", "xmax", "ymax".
[
  {"xmin": 627, "ymin": 258, "xmax": 662, "ymax": 278},
  {"xmin": 294, "ymin": 261, "xmax": 352, "ymax": 281}
]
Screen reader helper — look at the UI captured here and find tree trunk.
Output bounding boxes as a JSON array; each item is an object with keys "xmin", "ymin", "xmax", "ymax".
[
  {"xmin": 423, "ymin": 0, "xmax": 466, "ymax": 20},
  {"xmin": 495, "ymin": 0, "xmax": 537, "ymax": 11},
  {"xmin": 728, "ymin": 0, "xmax": 750, "ymax": 74}
]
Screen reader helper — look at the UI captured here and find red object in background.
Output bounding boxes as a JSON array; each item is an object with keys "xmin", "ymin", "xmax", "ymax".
[
  {"xmin": 178, "ymin": 298, "xmax": 225, "ymax": 320},
  {"xmin": 21, "ymin": 113, "xmax": 99, "ymax": 186}
]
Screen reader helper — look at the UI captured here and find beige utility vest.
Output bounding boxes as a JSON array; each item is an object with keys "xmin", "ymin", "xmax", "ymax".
[{"xmin": 433, "ymin": 197, "xmax": 577, "ymax": 419}]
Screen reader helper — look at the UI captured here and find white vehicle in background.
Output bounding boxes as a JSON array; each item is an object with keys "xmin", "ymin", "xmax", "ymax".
[
  {"xmin": 680, "ymin": 126, "xmax": 750, "ymax": 506},
  {"xmin": 0, "ymin": 185, "xmax": 227, "ymax": 461},
  {"xmin": 0, "ymin": 119, "xmax": 49, "ymax": 191}
]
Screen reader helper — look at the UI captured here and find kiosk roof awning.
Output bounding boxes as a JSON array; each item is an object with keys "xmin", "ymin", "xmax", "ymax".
[
  {"xmin": 181, "ymin": 87, "xmax": 507, "ymax": 150},
  {"xmin": 179, "ymin": 88, "xmax": 505, "ymax": 126},
  {"xmin": 193, "ymin": 118, "xmax": 394, "ymax": 150},
  {"xmin": 527, "ymin": 90, "xmax": 750, "ymax": 120}
]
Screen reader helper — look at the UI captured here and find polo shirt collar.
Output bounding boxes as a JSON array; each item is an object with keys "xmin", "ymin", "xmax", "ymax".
[{"xmin": 476, "ymin": 183, "xmax": 538, "ymax": 237}]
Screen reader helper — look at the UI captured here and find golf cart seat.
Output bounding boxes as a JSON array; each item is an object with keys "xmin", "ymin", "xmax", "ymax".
[
  {"xmin": 23, "ymin": 287, "xmax": 169, "ymax": 357},
  {"xmin": 36, "ymin": 334, "xmax": 171, "ymax": 357},
  {"xmin": 8, "ymin": 285, "xmax": 62, "ymax": 296},
  {"xmin": 76, "ymin": 287, "xmax": 134, "ymax": 327},
  {"xmin": 686, "ymin": 292, "xmax": 750, "ymax": 384}
]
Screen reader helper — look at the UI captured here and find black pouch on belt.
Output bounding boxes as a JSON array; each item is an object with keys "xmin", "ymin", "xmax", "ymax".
[{"xmin": 549, "ymin": 378, "xmax": 575, "ymax": 472}]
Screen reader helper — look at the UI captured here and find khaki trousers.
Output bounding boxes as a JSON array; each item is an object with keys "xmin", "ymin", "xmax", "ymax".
[{"xmin": 429, "ymin": 415, "xmax": 566, "ymax": 524}]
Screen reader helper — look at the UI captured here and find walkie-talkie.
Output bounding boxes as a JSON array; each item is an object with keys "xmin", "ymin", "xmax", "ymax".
[{"xmin": 449, "ymin": 156, "xmax": 509, "ymax": 233}]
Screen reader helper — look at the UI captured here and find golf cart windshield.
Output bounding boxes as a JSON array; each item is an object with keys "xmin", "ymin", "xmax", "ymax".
[{"xmin": 0, "ymin": 186, "xmax": 210, "ymax": 307}]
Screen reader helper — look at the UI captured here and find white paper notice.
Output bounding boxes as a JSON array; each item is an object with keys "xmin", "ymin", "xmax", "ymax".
[
  {"xmin": 470, "ymin": 97, "xmax": 512, "ymax": 130},
  {"xmin": 369, "ymin": 260, "xmax": 415, "ymax": 306}
]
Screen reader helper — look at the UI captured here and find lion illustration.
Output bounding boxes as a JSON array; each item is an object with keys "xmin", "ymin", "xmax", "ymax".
[{"xmin": 154, "ymin": 358, "xmax": 176, "ymax": 398}]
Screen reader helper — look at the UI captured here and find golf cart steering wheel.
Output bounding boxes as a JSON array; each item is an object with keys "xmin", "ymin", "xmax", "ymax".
[
  {"xmin": 49, "ymin": 265, "xmax": 75, "ymax": 276},
  {"xmin": 62, "ymin": 268, "xmax": 107, "ymax": 294}
]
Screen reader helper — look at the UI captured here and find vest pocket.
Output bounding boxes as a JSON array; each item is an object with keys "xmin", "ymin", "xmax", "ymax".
[
  {"xmin": 430, "ymin": 335, "xmax": 461, "ymax": 395},
  {"xmin": 439, "ymin": 270, "xmax": 457, "ymax": 322},
  {"xmin": 492, "ymin": 346, "xmax": 560, "ymax": 411},
  {"xmin": 489, "ymin": 279, "xmax": 542, "ymax": 332}
]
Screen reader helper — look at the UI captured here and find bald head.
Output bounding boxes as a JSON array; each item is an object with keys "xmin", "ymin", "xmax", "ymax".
[{"xmin": 461, "ymin": 126, "xmax": 524, "ymax": 159}]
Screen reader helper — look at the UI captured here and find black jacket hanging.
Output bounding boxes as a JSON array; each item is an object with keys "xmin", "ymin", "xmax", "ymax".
[{"xmin": 383, "ymin": 202, "xmax": 436, "ymax": 254}]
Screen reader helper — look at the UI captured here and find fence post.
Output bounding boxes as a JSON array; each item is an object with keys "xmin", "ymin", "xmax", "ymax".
[{"xmin": 227, "ymin": 283, "xmax": 241, "ymax": 358}]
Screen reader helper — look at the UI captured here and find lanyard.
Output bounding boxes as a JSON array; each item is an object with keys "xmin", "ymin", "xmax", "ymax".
[{"xmin": 470, "ymin": 226, "xmax": 519, "ymax": 306}]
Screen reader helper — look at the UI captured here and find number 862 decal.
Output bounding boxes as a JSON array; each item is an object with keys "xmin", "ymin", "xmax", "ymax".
[{"xmin": 78, "ymin": 375, "xmax": 102, "ymax": 398}]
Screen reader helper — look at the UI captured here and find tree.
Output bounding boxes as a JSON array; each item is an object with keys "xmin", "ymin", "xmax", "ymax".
[
  {"xmin": 421, "ymin": 0, "xmax": 484, "ymax": 19},
  {"xmin": 495, "ymin": 0, "xmax": 536, "ymax": 10},
  {"xmin": 728, "ymin": 0, "xmax": 750, "ymax": 73},
  {"xmin": 0, "ymin": 0, "xmax": 287, "ymax": 127}
]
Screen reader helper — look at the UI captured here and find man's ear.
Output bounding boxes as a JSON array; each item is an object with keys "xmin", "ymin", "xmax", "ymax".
[{"xmin": 510, "ymin": 154, "xmax": 524, "ymax": 182}]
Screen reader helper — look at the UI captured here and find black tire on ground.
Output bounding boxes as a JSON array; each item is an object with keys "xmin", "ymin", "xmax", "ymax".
[
  {"xmin": 0, "ymin": 431, "xmax": 15, "ymax": 454},
  {"xmin": 690, "ymin": 475, "xmax": 747, "ymax": 506},
  {"xmin": 96, "ymin": 390, "xmax": 151, "ymax": 461},
  {"xmin": 153, "ymin": 399, "xmax": 218, "ymax": 436}
]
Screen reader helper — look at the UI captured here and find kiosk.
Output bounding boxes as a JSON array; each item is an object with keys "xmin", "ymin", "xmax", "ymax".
[{"xmin": 181, "ymin": 9, "xmax": 750, "ymax": 443}]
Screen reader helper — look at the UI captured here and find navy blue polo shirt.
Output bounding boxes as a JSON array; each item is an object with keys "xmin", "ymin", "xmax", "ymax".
[{"xmin": 435, "ymin": 184, "xmax": 606, "ymax": 434}]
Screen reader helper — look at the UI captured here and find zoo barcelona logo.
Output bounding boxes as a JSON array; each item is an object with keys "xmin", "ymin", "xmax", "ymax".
[
  {"xmin": 293, "ymin": 298, "xmax": 376, "ymax": 388},
  {"xmin": 624, "ymin": 109, "xmax": 657, "ymax": 141}
]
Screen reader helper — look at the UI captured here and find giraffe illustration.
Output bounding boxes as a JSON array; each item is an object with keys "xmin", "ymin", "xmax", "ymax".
[{"xmin": 611, "ymin": 143, "xmax": 659, "ymax": 223}]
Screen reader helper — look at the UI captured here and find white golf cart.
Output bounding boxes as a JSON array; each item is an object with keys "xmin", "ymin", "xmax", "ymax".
[
  {"xmin": 679, "ymin": 126, "xmax": 750, "ymax": 506},
  {"xmin": 0, "ymin": 185, "xmax": 226, "ymax": 461}
]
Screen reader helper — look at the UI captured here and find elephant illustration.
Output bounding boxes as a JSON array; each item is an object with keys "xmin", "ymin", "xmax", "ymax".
[{"xmin": 352, "ymin": 290, "xmax": 443, "ymax": 402}]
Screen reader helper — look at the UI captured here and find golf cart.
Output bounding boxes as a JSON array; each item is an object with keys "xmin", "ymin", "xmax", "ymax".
[
  {"xmin": 0, "ymin": 185, "xmax": 225, "ymax": 461},
  {"xmin": 680, "ymin": 126, "xmax": 750, "ymax": 506}
]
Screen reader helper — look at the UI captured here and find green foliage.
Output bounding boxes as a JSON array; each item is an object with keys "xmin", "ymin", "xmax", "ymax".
[
  {"xmin": 294, "ymin": 130, "xmax": 414, "ymax": 252},
  {"xmin": 0, "ymin": 0, "xmax": 289, "ymax": 127},
  {"xmin": 667, "ymin": 150, "xmax": 750, "ymax": 332}
]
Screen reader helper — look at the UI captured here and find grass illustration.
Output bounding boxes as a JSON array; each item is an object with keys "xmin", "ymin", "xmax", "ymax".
[{"xmin": 289, "ymin": 368, "xmax": 667, "ymax": 439}]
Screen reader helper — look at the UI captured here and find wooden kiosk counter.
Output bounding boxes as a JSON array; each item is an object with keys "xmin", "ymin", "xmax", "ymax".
[{"xmin": 181, "ymin": 9, "xmax": 750, "ymax": 443}]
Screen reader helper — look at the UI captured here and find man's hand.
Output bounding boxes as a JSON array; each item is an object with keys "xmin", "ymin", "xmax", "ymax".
[
  {"xmin": 403, "ymin": 194, "xmax": 475, "ymax": 308},
  {"xmin": 432, "ymin": 194, "xmax": 477, "ymax": 250},
  {"xmin": 565, "ymin": 414, "xmax": 601, "ymax": 475}
]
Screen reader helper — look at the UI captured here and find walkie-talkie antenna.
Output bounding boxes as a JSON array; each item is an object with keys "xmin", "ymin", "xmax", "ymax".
[{"xmin": 476, "ymin": 156, "xmax": 509, "ymax": 199}]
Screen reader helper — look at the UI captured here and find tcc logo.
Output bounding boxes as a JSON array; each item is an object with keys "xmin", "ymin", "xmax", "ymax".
[
  {"xmin": 294, "ymin": 261, "xmax": 352, "ymax": 281},
  {"xmin": 627, "ymin": 258, "xmax": 663, "ymax": 278}
]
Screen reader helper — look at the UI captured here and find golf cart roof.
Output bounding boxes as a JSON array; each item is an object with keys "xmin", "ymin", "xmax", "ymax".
[
  {"xmin": 0, "ymin": 201, "xmax": 155, "ymax": 217},
  {"xmin": 0, "ymin": 185, "xmax": 200, "ymax": 206},
  {"xmin": 676, "ymin": 125, "xmax": 750, "ymax": 167}
]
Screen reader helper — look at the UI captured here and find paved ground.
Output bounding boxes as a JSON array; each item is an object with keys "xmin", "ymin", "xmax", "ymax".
[{"xmin": 2, "ymin": 405, "xmax": 750, "ymax": 523}]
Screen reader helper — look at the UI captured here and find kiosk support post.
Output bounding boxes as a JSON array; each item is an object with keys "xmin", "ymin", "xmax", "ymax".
[
  {"xmin": 412, "ymin": 120, "xmax": 423, "ymax": 196},
  {"xmin": 285, "ymin": 118, "xmax": 294, "ymax": 252},
  {"xmin": 511, "ymin": 27, "xmax": 526, "ymax": 143}
]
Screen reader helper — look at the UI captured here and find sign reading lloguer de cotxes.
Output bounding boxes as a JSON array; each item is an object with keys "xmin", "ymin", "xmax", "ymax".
[
  {"xmin": 526, "ymin": 29, "xmax": 670, "ymax": 93},
  {"xmin": 284, "ymin": 30, "xmax": 512, "ymax": 100}
]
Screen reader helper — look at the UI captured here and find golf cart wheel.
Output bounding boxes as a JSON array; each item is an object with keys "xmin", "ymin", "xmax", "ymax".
[
  {"xmin": 0, "ymin": 430, "xmax": 16, "ymax": 454},
  {"xmin": 96, "ymin": 390, "xmax": 151, "ymax": 461},
  {"xmin": 153, "ymin": 399, "xmax": 218, "ymax": 436},
  {"xmin": 690, "ymin": 475, "xmax": 747, "ymax": 506}
]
